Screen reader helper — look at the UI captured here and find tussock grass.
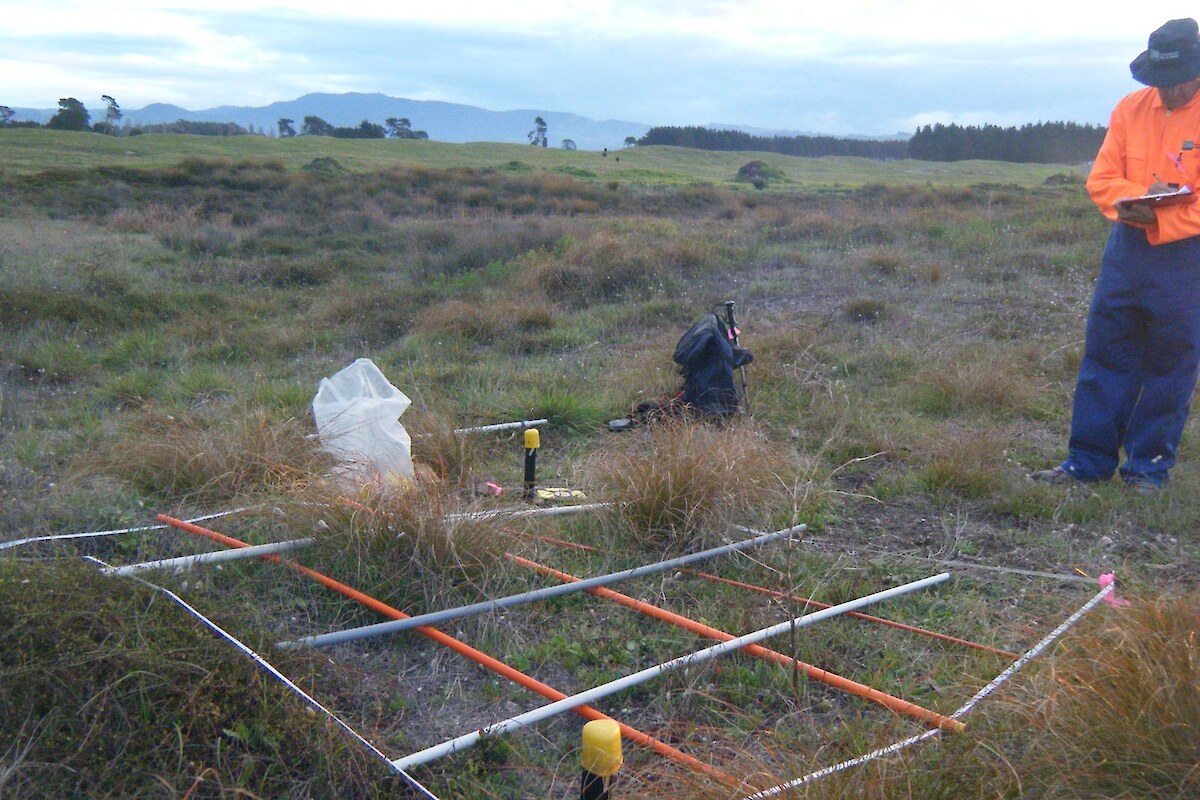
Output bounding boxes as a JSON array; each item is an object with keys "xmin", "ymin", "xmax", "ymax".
[
  {"xmin": 910, "ymin": 354, "xmax": 1040, "ymax": 419},
  {"xmin": 418, "ymin": 298, "xmax": 506, "ymax": 342},
  {"xmin": 506, "ymin": 383, "xmax": 612, "ymax": 436},
  {"xmin": 281, "ymin": 476, "xmax": 511, "ymax": 606},
  {"xmin": 1007, "ymin": 593, "xmax": 1200, "ymax": 798},
  {"xmin": 913, "ymin": 424, "xmax": 1012, "ymax": 499},
  {"xmin": 72, "ymin": 405, "xmax": 317, "ymax": 504},
  {"xmin": 586, "ymin": 420, "xmax": 798, "ymax": 550},
  {"xmin": 404, "ymin": 405, "xmax": 484, "ymax": 485},
  {"xmin": 511, "ymin": 227, "xmax": 716, "ymax": 307}
]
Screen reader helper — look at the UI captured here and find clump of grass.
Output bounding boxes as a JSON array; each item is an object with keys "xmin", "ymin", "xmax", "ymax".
[
  {"xmin": 1006, "ymin": 592, "xmax": 1200, "ymax": 798},
  {"xmin": 511, "ymin": 229, "xmax": 700, "ymax": 307},
  {"xmin": 405, "ymin": 405, "xmax": 483, "ymax": 485},
  {"xmin": 844, "ymin": 298, "xmax": 888, "ymax": 324},
  {"xmin": 419, "ymin": 299, "xmax": 504, "ymax": 342},
  {"xmin": 282, "ymin": 477, "xmax": 510, "ymax": 604},
  {"xmin": 73, "ymin": 405, "xmax": 317, "ymax": 504},
  {"xmin": 585, "ymin": 420, "xmax": 795, "ymax": 550},
  {"xmin": 12, "ymin": 335, "xmax": 96, "ymax": 384},
  {"xmin": 860, "ymin": 248, "xmax": 907, "ymax": 276},
  {"xmin": 913, "ymin": 425, "xmax": 1010, "ymax": 499},
  {"xmin": 506, "ymin": 383, "xmax": 612, "ymax": 436},
  {"xmin": 910, "ymin": 355, "xmax": 1038, "ymax": 418}
]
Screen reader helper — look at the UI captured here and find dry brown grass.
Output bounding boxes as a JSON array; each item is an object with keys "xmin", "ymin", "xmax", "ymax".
[
  {"xmin": 281, "ymin": 476, "xmax": 511, "ymax": 603},
  {"xmin": 910, "ymin": 354, "xmax": 1040, "ymax": 418},
  {"xmin": 71, "ymin": 405, "xmax": 318, "ymax": 504},
  {"xmin": 1007, "ymin": 593, "xmax": 1200, "ymax": 798},
  {"xmin": 584, "ymin": 419, "xmax": 798, "ymax": 551},
  {"xmin": 404, "ymin": 405, "xmax": 484, "ymax": 485}
]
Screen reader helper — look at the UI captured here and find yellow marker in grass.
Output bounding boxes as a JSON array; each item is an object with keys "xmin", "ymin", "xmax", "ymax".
[
  {"xmin": 523, "ymin": 428, "xmax": 540, "ymax": 501},
  {"xmin": 581, "ymin": 719, "xmax": 621, "ymax": 799}
]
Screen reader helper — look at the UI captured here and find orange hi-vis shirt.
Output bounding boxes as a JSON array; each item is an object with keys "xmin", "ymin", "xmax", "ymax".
[{"xmin": 1087, "ymin": 85, "xmax": 1200, "ymax": 245}]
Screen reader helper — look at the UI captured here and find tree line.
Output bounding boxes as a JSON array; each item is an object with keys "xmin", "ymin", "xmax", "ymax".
[
  {"xmin": 907, "ymin": 122, "xmax": 1107, "ymax": 164},
  {"xmin": 637, "ymin": 120, "xmax": 1109, "ymax": 164},
  {"xmin": 637, "ymin": 125, "xmax": 908, "ymax": 160},
  {"xmin": 0, "ymin": 97, "xmax": 430, "ymax": 140}
]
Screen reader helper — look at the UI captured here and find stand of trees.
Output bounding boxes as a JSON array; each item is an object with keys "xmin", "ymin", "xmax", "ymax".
[
  {"xmin": 295, "ymin": 116, "xmax": 426, "ymax": 139},
  {"xmin": 637, "ymin": 126, "xmax": 907, "ymax": 160},
  {"xmin": 0, "ymin": 99, "xmax": 428, "ymax": 141},
  {"xmin": 384, "ymin": 117, "xmax": 428, "ymax": 139},
  {"xmin": 908, "ymin": 121, "xmax": 1107, "ymax": 164},
  {"xmin": 639, "ymin": 121, "xmax": 1107, "ymax": 164},
  {"xmin": 129, "ymin": 120, "xmax": 250, "ymax": 136}
]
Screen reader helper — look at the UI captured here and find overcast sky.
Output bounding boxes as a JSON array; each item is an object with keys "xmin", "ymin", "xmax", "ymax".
[{"xmin": 0, "ymin": 2, "xmax": 1186, "ymax": 135}]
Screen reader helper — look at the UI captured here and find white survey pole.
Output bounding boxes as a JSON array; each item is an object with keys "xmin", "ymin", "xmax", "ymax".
[
  {"xmin": 103, "ymin": 538, "xmax": 316, "ymax": 576},
  {"xmin": 453, "ymin": 419, "xmax": 549, "ymax": 434}
]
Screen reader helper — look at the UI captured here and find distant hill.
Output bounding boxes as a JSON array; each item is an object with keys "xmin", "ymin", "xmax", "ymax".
[{"xmin": 9, "ymin": 93, "xmax": 651, "ymax": 152}]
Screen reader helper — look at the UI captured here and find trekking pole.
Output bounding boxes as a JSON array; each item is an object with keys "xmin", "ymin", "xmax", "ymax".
[{"xmin": 723, "ymin": 300, "xmax": 750, "ymax": 411}]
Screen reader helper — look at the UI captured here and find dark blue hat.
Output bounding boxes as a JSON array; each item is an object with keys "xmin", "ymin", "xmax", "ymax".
[{"xmin": 1131, "ymin": 18, "xmax": 1200, "ymax": 87}]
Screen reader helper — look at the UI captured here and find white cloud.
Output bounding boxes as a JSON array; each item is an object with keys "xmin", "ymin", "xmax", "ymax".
[{"xmin": 0, "ymin": 1, "xmax": 1178, "ymax": 131}]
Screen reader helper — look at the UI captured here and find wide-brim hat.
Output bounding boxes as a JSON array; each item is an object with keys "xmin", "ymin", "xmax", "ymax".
[{"xmin": 1131, "ymin": 18, "xmax": 1200, "ymax": 87}]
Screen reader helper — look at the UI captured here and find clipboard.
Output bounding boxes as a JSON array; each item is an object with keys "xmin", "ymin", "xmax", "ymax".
[{"xmin": 1116, "ymin": 186, "xmax": 1196, "ymax": 208}]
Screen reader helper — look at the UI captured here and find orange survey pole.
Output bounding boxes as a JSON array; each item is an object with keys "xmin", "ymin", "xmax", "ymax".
[
  {"xmin": 155, "ymin": 514, "xmax": 742, "ymax": 789},
  {"xmin": 508, "ymin": 553, "xmax": 966, "ymax": 733},
  {"xmin": 686, "ymin": 570, "xmax": 1019, "ymax": 661}
]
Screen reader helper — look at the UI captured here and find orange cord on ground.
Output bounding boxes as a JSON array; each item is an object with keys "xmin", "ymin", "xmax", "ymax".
[
  {"xmin": 507, "ymin": 553, "xmax": 966, "ymax": 734},
  {"xmin": 686, "ymin": 569, "xmax": 1019, "ymax": 661},
  {"xmin": 156, "ymin": 514, "xmax": 743, "ymax": 789}
]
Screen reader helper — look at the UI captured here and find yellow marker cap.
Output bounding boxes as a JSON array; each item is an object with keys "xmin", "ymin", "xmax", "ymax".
[
  {"xmin": 581, "ymin": 719, "xmax": 622, "ymax": 777},
  {"xmin": 524, "ymin": 428, "xmax": 540, "ymax": 449}
]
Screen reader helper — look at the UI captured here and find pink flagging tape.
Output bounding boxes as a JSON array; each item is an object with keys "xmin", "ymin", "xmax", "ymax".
[{"xmin": 1098, "ymin": 573, "xmax": 1131, "ymax": 608}]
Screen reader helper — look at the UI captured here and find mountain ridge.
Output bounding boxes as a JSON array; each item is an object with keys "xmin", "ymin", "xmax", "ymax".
[
  {"xmin": 10, "ymin": 92, "xmax": 652, "ymax": 151},
  {"xmin": 7, "ymin": 92, "xmax": 907, "ymax": 150}
]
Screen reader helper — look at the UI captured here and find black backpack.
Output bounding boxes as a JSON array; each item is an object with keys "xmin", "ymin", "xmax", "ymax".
[{"xmin": 672, "ymin": 313, "xmax": 753, "ymax": 417}]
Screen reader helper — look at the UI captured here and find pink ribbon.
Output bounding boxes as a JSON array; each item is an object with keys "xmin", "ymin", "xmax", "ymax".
[{"xmin": 1098, "ymin": 573, "xmax": 1131, "ymax": 608}]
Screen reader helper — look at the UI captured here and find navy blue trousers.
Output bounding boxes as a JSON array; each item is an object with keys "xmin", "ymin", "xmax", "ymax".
[{"xmin": 1062, "ymin": 223, "xmax": 1200, "ymax": 485}]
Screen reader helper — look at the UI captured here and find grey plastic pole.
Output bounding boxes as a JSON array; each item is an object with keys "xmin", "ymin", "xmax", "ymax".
[
  {"xmin": 104, "ymin": 538, "xmax": 316, "ymax": 576},
  {"xmin": 277, "ymin": 525, "xmax": 806, "ymax": 650},
  {"xmin": 392, "ymin": 571, "xmax": 951, "ymax": 769}
]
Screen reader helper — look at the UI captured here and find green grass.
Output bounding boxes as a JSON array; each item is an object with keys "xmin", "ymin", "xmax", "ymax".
[
  {"xmin": 0, "ymin": 130, "xmax": 1196, "ymax": 799},
  {"xmin": 0, "ymin": 128, "xmax": 1077, "ymax": 188}
]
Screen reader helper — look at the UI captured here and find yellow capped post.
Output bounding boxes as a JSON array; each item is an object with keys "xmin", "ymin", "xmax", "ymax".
[
  {"xmin": 523, "ymin": 427, "xmax": 540, "ymax": 501},
  {"xmin": 581, "ymin": 719, "xmax": 621, "ymax": 799}
]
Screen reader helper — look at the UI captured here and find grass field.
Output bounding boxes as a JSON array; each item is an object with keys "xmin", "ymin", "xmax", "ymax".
[{"xmin": 0, "ymin": 129, "xmax": 1196, "ymax": 799}]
